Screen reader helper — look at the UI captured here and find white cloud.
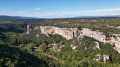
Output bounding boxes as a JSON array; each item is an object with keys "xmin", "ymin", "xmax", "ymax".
[
  {"xmin": 64, "ymin": 8, "xmax": 120, "ymax": 17},
  {"xmin": 17, "ymin": 11, "xmax": 28, "ymax": 14},
  {"xmin": 47, "ymin": 12, "xmax": 69, "ymax": 16},
  {"xmin": 81, "ymin": 8, "xmax": 120, "ymax": 13},
  {"xmin": 16, "ymin": 8, "xmax": 120, "ymax": 18},
  {"xmin": 47, "ymin": 12, "xmax": 58, "ymax": 15},
  {"xmin": 45, "ymin": 12, "xmax": 71, "ymax": 18},
  {"xmin": 34, "ymin": 8, "xmax": 41, "ymax": 11}
]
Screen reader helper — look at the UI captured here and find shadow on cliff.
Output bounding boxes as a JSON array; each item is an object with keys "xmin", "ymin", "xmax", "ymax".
[{"xmin": 0, "ymin": 45, "xmax": 48, "ymax": 67}]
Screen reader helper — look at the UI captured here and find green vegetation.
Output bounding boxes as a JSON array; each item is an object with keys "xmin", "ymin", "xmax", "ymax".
[
  {"xmin": 31, "ymin": 18, "xmax": 120, "ymax": 37},
  {"xmin": 1, "ymin": 18, "xmax": 120, "ymax": 67},
  {"xmin": 0, "ymin": 21, "xmax": 24, "ymax": 24}
]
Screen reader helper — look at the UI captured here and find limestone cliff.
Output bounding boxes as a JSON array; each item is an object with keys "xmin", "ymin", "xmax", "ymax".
[
  {"xmin": 79, "ymin": 28, "xmax": 120, "ymax": 53},
  {"xmin": 27, "ymin": 25, "xmax": 80, "ymax": 39},
  {"xmin": 27, "ymin": 25, "xmax": 120, "ymax": 53}
]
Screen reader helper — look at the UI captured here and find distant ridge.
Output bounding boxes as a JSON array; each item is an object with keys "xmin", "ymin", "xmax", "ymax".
[
  {"xmin": 0, "ymin": 15, "xmax": 120, "ymax": 21},
  {"xmin": 0, "ymin": 15, "xmax": 19, "ymax": 21},
  {"xmin": 74, "ymin": 15, "xmax": 120, "ymax": 18},
  {"xmin": 0, "ymin": 15, "xmax": 38, "ymax": 21}
]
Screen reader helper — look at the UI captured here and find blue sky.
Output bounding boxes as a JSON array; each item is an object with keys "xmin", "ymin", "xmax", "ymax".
[{"xmin": 0, "ymin": 0, "xmax": 120, "ymax": 18}]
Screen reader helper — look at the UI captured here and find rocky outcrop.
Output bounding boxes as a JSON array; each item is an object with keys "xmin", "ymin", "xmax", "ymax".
[
  {"xmin": 93, "ymin": 54, "xmax": 109, "ymax": 62},
  {"xmin": 71, "ymin": 45, "xmax": 78, "ymax": 50},
  {"xmin": 93, "ymin": 42, "xmax": 100, "ymax": 50},
  {"xmin": 79, "ymin": 28, "xmax": 120, "ymax": 53},
  {"xmin": 27, "ymin": 25, "xmax": 120, "ymax": 53},
  {"xmin": 103, "ymin": 55, "xmax": 109, "ymax": 62},
  {"xmin": 27, "ymin": 25, "xmax": 80, "ymax": 40},
  {"xmin": 79, "ymin": 28, "xmax": 106, "ymax": 42},
  {"xmin": 93, "ymin": 54, "xmax": 101, "ymax": 62}
]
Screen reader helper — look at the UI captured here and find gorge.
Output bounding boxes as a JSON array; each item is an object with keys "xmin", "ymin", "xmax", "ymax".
[{"xmin": 27, "ymin": 25, "xmax": 120, "ymax": 53}]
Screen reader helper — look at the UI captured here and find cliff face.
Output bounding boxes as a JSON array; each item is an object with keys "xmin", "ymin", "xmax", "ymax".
[
  {"xmin": 27, "ymin": 25, "xmax": 80, "ymax": 39},
  {"xmin": 27, "ymin": 25, "xmax": 120, "ymax": 53},
  {"xmin": 80, "ymin": 28, "xmax": 106, "ymax": 42},
  {"xmin": 80, "ymin": 28, "xmax": 120, "ymax": 53}
]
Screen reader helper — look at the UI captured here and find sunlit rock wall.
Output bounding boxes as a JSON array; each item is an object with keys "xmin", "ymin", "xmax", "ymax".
[{"xmin": 27, "ymin": 25, "xmax": 120, "ymax": 53}]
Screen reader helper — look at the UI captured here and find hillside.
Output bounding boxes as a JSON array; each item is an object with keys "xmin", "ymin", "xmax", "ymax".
[
  {"xmin": 1, "ymin": 18, "xmax": 120, "ymax": 67},
  {"xmin": 0, "ymin": 16, "xmax": 19, "ymax": 21},
  {"xmin": 0, "ymin": 15, "xmax": 37, "ymax": 21}
]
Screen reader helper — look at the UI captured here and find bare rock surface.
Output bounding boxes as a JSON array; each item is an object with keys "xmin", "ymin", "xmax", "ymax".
[
  {"xmin": 93, "ymin": 54, "xmax": 109, "ymax": 62},
  {"xmin": 27, "ymin": 25, "xmax": 120, "ymax": 53},
  {"xmin": 80, "ymin": 28, "xmax": 120, "ymax": 53},
  {"xmin": 27, "ymin": 25, "xmax": 80, "ymax": 40},
  {"xmin": 93, "ymin": 42, "xmax": 100, "ymax": 50},
  {"xmin": 93, "ymin": 54, "xmax": 101, "ymax": 62},
  {"xmin": 103, "ymin": 55, "xmax": 109, "ymax": 62}
]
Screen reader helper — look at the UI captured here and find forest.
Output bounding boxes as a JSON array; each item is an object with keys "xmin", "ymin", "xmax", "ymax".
[{"xmin": 0, "ymin": 18, "xmax": 120, "ymax": 67}]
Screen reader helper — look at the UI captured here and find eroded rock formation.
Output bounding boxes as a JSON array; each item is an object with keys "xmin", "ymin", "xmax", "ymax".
[
  {"xmin": 93, "ymin": 42, "xmax": 100, "ymax": 50},
  {"xmin": 27, "ymin": 25, "xmax": 120, "ymax": 53},
  {"xmin": 79, "ymin": 28, "xmax": 120, "ymax": 53},
  {"xmin": 27, "ymin": 25, "xmax": 80, "ymax": 39},
  {"xmin": 93, "ymin": 54, "xmax": 109, "ymax": 62}
]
